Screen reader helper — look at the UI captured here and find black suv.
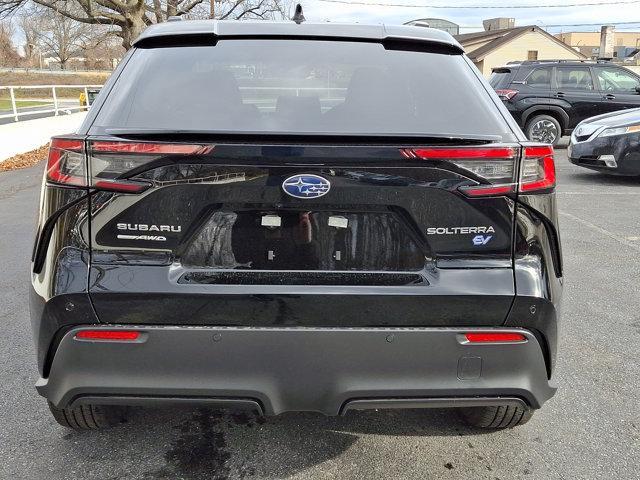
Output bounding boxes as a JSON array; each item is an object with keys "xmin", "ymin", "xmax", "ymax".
[
  {"xmin": 490, "ymin": 60, "xmax": 640, "ymax": 145},
  {"xmin": 31, "ymin": 20, "xmax": 562, "ymax": 431}
]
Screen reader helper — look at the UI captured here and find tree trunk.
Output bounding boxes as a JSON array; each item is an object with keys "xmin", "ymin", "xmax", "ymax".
[{"xmin": 120, "ymin": 4, "xmax": 148, "ymax": 50}]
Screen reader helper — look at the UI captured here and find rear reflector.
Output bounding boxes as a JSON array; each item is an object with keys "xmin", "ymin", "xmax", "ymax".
[
  {"xmin": 74, "ymin": 330, "xmax": 141, "ymax": 341},
  {"xmin": 463, "ymin": 332, "xmax": 527, "ymax": 343},
  {"xmin": 457, "ymin": 184, "xmax": 514, "ymax": 197},
  {"xmin": 93, "ymin": 179, "xmax": 150, "ymax": 193}
]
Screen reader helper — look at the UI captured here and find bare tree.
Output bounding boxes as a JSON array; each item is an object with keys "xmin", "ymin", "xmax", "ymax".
[
  {"xmin": 1, "ymin": 1, "xmax": 292, "ymax": 51},
  {"xmin": 18, "ymin": 11, "xmax": 42, "ymax": 67},
  {"xmin": 0, "ymin": 20, "xmax": 20, "ymax": 66},
  {"xmin": 83, "ymin": 34, "xmax": 125, "ymax": 69},
  {"xmin": 29, "ymin": 6, "xmax": 102, "ymax": 69}
]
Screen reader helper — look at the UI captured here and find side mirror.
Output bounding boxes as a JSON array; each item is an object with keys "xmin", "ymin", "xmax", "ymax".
[{"xmin": 635, "ymin": 86, "xmax": 640, "ymax": 94}]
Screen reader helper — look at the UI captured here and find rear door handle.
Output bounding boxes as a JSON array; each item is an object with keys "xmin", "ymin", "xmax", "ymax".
[
  {"xmin": 555, "ymin": 92, "xmax": 565, "ymax": 98},
  {"xmin": 605, "ymin": 93, "xmax": 616, "ymax": 100}
]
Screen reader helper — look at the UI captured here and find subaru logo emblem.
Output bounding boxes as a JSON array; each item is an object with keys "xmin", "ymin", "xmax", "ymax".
[{"xmin": 282, "ymin": 174, "xmax": 331, "ymax": 199}]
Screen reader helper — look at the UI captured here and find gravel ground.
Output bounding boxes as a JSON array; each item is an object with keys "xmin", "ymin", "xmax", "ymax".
[{"xmin": 0, "ymin": 149, "xmax": 638, "ymax": 480}]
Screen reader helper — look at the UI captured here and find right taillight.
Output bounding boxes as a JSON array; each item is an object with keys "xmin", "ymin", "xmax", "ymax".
[
  {"xmin": 405, "ymin": 146, "xmax": 518, "ymax": 197},
  {"xmin": 519, "ymin": 145, "xmax": 556, "ymax": 193},
  {"xmin": 404, "ymin": 144, "xmax": 555, "ymax": 197}
]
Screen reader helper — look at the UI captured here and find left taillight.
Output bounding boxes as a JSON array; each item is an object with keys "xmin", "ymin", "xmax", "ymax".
[
  {"xmin": 88, "ymin": 140, "xmax": 215, "ymax": 193},
  {"xmin": 46, "ymin": 138, "xmax": 215, "ymax": 193},
  {"xmin": 46, "ymin": 137, "xmax": 87, "ymax": 187}
]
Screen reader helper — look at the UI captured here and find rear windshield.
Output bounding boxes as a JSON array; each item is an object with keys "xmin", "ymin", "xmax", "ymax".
[
  {"xmin": 489, "ymin": 69, "xmax": 512, "ymax": 89},
  {"xmin": 93, "ymin": 39, "xmax": 510, "ymax": 137}
]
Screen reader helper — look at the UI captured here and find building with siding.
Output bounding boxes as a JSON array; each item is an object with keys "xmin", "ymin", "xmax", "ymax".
[
  {"xmin": 455, "ymin": 26, "xmax": 586, "ymax": 76},
  {"xmin": 557, "ymin": 31, "xmax": 640, "ymax": 58}
]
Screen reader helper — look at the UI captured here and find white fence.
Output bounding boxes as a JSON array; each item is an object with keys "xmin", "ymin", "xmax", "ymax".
[
  {"xmin": 0, "ymin": 67, "xmax": 112, "ymax": 74},
  {"xmin": 0, "ymin": 84, "xmax": 103, "ymax": 122}
]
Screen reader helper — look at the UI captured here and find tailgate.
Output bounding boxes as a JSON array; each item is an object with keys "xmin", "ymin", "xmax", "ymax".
[{"xmin": 87, "ymin": 140, "xmax": 519, "ymax": 327}]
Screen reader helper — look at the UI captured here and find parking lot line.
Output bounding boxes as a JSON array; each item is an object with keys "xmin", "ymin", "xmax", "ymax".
[{"xmin": 559, "ymin": 211, "xmax": 640, "ymax": 252}]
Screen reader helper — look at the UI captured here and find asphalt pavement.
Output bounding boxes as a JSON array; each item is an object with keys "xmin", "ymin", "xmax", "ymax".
[{"xmin": 0, "ymin": 148, "xmax": 638, "ymax": 480}]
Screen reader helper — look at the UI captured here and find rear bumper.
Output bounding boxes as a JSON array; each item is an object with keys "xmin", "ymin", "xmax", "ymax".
[{"xmin": 38, "ymin": 326, "xmax": 556, "ymax": 415}]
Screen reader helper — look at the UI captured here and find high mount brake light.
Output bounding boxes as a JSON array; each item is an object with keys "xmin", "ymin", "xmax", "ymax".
[
  {"xmin": 403, "ymin": 144, "xmax": 555, "ymax": 196},
  {"xmin": 45, "ymin": 138, "xmax": 215, "ymax": 193}
]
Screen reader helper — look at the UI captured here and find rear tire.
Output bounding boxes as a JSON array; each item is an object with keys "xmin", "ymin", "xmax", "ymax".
[
  {"xmin": 459, "ymin": 405, "xmax": 533, "ymax": 429},
  {"xmin": 47, "ymin": 401, "xmax": 128, "ymax": 430},
  {"xmin": 525, "ymin": 114, "xmax": 562, "ymax": 146}
]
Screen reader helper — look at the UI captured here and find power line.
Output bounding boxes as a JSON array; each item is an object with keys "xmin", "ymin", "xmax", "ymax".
[
  {"xmin": 316, "ymin": 0, "xmax": 640, "ymax": 8},
  {"xmin": 455, "ymin": 21, "xmax": 640, "ymax": 28},
  {"xmin": 539, "ymin": 21, "xmax": 640, "ymax": 27}
]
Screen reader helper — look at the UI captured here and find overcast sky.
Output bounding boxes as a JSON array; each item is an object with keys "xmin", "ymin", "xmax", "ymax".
[
  {"xmin": 10, "ymin": 0, "xmax": 640, "ymax": 47},
  {"xmin": 299, "ymin": 0, "xmax": 640, "ymax": 33}
]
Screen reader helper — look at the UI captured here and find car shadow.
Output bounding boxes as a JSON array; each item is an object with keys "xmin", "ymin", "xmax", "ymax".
[{"xmin": 59, "ymin": 406, "xmax": 491, "ymax": 480}]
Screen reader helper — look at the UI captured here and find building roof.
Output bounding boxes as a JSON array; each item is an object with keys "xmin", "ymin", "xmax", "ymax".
[
  {"xmin": 134, "ymin": 19, "xmax": 463, "ymax": 52},
  {"xmin": 455, "ymin": 27, "xmax": 515, "ymax": 43},
  {"xmin": 455, "ymin": 25, "xmax": 587, "ymax": 62}
]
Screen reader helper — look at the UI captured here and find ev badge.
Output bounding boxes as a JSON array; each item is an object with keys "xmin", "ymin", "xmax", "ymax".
[{"xmin": 472, "ymin": 235, "xmax": 492, "ymax": 246}]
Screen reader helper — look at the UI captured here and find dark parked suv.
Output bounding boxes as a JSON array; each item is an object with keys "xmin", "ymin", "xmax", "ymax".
[
  {"xmin": 490, "ymin": 60, "xmax": 640, "ymax": 145},
  {"xmin": 31, "ymin": 20, "xmax": 562, "ymax": 431}
]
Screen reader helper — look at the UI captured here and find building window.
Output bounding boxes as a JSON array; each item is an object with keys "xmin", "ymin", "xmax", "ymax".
[{"xmin": 527, "ymin": 50, "xmax": 539, "ymax": 61}]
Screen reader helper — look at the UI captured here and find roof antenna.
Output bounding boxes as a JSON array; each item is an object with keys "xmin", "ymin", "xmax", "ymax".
[{"xmin": 292, "ymin": 4, "xmax": 305, "ymax": 24}]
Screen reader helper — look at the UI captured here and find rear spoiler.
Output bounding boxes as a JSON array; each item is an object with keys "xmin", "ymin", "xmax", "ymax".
[
  {"xmin": 133, "ymin": 21, "xmax": 464, "ymax": 55},
  {"xmin": 135, "ymin": 33, "xmax": 464, "ymax": 55}
]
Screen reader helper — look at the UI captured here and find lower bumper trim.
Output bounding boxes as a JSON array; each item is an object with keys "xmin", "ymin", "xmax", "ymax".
[
  {"xmin": 340, "ymin": 396, "xmax": 527, "ymax": 414},
  {"xmin": 39, "ymin": 325, "xmax": 556, "ymax": 415},
  {"xmin": 67, "ymin": 395, "xmax": 264, "ymax": 413}
]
